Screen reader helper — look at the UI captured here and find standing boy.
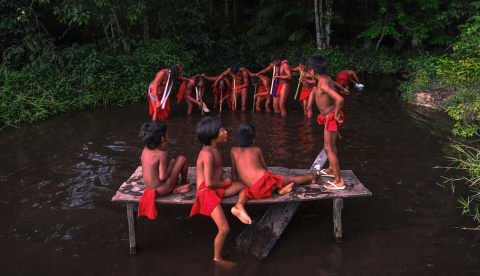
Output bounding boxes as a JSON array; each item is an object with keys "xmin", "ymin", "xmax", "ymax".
[
  {"xmin": 307, "ymin": 54, "xmax": 345, "ymax": 189},
  {"xmin": 137, "ymin": 120, "xmax": 192, "ymax": 219},
  {"xmin": 213, "ymin": 65, "xmax": 250, "ymax": 110},
  {"xmin": 254, "ymin": 54, "xmax": 292, "ymax": 116},
  {"xmin": 230, "ymin": 123, "xmax": 316, "ymax": 224},
  {"xmin": 292, "ymin": 57, "xmax": 317, "ymax": 117},
  {"xmin": 148, "ymin": 64, "xmax": 183, "ymax": 120},
  {"xmin": 190, "ymin": 117, "xmax": 244, "ymax": 267}
]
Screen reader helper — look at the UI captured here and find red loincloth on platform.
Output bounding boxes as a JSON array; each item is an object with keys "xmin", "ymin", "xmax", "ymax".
[
  {"xmin": 190, "ymin": 181, "xmax": 232, "ymax": 216},
  {"xmin": 137, "ymin": 188, "xmax": 158, "ymax": 219},
  {"xmin": 244, "ymin": 171, "xmax": 283, "ymax": 199}
]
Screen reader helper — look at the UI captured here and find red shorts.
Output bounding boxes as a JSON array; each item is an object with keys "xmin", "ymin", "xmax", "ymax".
[
  {"xmin": 317, "ymin": 111, "xmax": 344, "ymax": 131},
  {"xmin": 244, "ymin": 171, "xmax": 283, "ymax": 199},
  {"xmin": 335, "ymin": 72, "xmax": 349, "ymax": 86},
  {"xmin": 137, "ymin": 188, "xmax": 158, "ymax": 219},
  {"xmin": 190, "ymin": 181, "xmax": 232, "ymax": 216},
  {"xmin": 149, "ymin": 85, "xmax": 171, "ymax": 120},
  {"xmin": 299, "ymin": 87, "xmax": 313, "ymax": 102}
]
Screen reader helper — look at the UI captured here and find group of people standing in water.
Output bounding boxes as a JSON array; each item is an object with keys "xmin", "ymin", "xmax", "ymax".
[
  {"xmin": 142, "ymin": 53, "xmax": 361, "ymax": 267},
  {"xmin": 147, "ymin": 53, "xmax": 360, "ymax": 119}
]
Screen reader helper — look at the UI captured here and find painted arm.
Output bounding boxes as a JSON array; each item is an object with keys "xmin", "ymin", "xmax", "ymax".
[
  {"xmin": 204, "ymin": 75, "xmax": 220, "ymax": 82},
  {"xmin": 350, "ymin": 72, "xmax": 359, "ymax": 83},
  {"xmin": 243, "ymin": 68, "xmax": 254, "ymax": 77},
  {"xmin": 183, "ymin": 81, "xmax": 202, "ymax": 105}
]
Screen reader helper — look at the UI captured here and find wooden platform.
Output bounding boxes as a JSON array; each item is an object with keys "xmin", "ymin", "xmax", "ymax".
[
  {"xmin": 111, "ymin": 166, "xmax": 371, "ymax": 204},
  {"xmin": 111, "ymin": 150, "xmax": 372, "ymax": 258}
]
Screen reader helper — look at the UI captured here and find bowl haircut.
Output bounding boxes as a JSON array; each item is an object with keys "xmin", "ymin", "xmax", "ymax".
[
  {"xmin": 139, "ymin": 120, "xmax": 168, "ymax": 150},
  {"xmin": 196, "ymin": 117, "xmax": 223, "ymax": 146},
  {"xmin": 235, "ymin": 123, "xmax": 256, "ymax": 147}
]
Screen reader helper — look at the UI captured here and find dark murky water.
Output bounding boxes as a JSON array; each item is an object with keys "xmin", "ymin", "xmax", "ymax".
[{"xmin": 1, "ymin": 76, "xmax": 479, "ymax": 275}]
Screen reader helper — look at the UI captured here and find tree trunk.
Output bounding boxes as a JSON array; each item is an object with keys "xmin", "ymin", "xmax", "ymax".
[
  {"xmin": 112, "ymin": 10, "xmax": 129, "ymax": 52},
  {"xmin": 102, "ymin": 20, "xmax": 113, "ymax": 50},
  {"xmin": 143, "ymin": 7, "xmax": 150, "ymax": 42},
  {"xmin": 314, "ymin": 0, "xmax": 322, "ymax": 50},
  {"xmin": 376, "ymin": 18, "xmax": 388, "ymax": 51},
  {"xmin": 325, "ymin": 0, "xmax": 332, "ymax": 48},
  {"xmin": 225, "ymin": 0, "xmax": 229, "ymax": 21},
  {"xmin": 319, "ymin": 0, "xmax": 325, "ymax": 49}
]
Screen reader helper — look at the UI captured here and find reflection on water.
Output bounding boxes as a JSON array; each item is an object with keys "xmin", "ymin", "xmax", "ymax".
[{"xmin": 0, "ymin": 76, "xmax": 479, "ymax": 275}]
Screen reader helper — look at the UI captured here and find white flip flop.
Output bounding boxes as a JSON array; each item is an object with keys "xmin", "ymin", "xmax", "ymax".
[
  {"xmin": 324, "ymin": 180, "xmax": 345, "ymax": 190},
  {"xmin": 317, "ymin": 169, "xmax": 334, "ymax": 177}
]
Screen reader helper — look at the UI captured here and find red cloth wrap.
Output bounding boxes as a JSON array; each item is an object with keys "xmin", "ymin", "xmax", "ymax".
[
  {"xmin": 177, "ymin": 81, "xmax": 187, "ymax": 103},
  {"xmin": 273, "ymin": 83, "xmax": 283, "ymax": 97},
  {"xmin": 299, "ymin": 87, "xmax": 313, "ymax": 101},
  {"xmin": 335, "ymin": 72, "xmax": 349, "ymax": 86},
  {"xmin": 244, "ymin": 171, "xmax": 283, "ymax": 199},
  {"xmin": 190, "ymin": 181, "xmax": 232, "ymax": 216},
  {"xmin": 317, "ymin": 110, "xmax": 344, "ymax": 131},
  {"xmin": 137, "ymin": 188, "xmax": 158, "ymax": 219},
  {"xmin": 212, "ymin": 84, "xmax": 219, "ymax": 94},
  {"xmin": 149, "ymin": 85, "xmax": 171, "ymax": 120},
  {"xmin": 257, "ymin": 86, "xmax": 268, "ymax": 99}
]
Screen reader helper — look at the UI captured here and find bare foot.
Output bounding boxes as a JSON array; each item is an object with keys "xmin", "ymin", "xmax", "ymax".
[
  {"xmin": 231, "ymin": 205, "xmax": 252, "ymax": 224},
  {"xmin": 172, "ymin": 183, "xmax": 192, "ymax": 194},
  {"xmin": 256, "ymin": 107, "xmax": 261, "ymax": 111},
  {"xmin": 214, "ymin": 259, "xmax": 236, "ymax": 270},
  {"xmin": 309, "ymin": 172, "xmax": 317, "ymax": 183},
  {"xmin": 266, "ymin": 108, "xmax": 272, "ymax": 112},
  {"xmin": 278, "ymin": 183, "xmax": 294, "ymax": 195}
]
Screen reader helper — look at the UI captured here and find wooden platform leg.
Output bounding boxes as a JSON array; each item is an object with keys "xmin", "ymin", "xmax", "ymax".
[
  {"xmin": 333, "ymin": 198, "xmax": 343, "ymax": 243},
  {"xmin": 236, "ymin": 202, "xmax": 300, "ymax": 259},
  {"xmin": 127, "ymin": 202, "xmax": 137, "ymax": 254}
]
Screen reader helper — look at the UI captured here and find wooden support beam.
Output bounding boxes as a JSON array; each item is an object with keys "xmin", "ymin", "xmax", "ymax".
[
  {"xmin": 127, "ymin": 202, "xmax": 137, "ymax": 254},
  {"xmin": 333, "ymin": 198, "xmax": 343, "ymax": 243},
  {"xmin": 235, "ymin": 149, "xmax": 328, "ymax": 259}
]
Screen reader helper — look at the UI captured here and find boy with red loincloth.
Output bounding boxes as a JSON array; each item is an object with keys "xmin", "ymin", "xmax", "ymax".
[
  {"xmin": 335, "ymin": 67, "xmax": 360, "ymax": 90},
  {"xmin": 148, "ymin": 64, "xmax": 184, "ymax": 120},
  {"xmin": 204, "ymin": 76, "xmax": 231, "ymax": 110},
  {"xmin": 230, "ymin": 124, "xmax": 316, "ymax": 224},
  {"xmin": 137, "ymin": 120, "xmax": 192, "ymax": 219},
  {"xmin": 254, "ymin": 54, "xmax": 292, "ymax": 116},
  {"xmin": 176, "ymin": 75, "xmax": 210, "ymax": 115},
  {"xmin": 307, "ymin": 54, "xmax": 346, "ymax": 190},
  {"xmin": 292, "ymin": 57, "xmax": 318, "ymax": 117},
  {"xmin": 213, "ymin": 65, "xmax": 250, "ymax": 111},
  {"xmin": 190, "ymin": 117, "xmax": 244, "ymax": 267},
  {"xmin": 249, "ymin": 75, "xmax": 272, "ymax": 112}
]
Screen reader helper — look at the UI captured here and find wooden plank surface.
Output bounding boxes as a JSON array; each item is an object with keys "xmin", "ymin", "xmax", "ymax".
[{"xmin": 111, "ymin": 166, "xmax": 371, "ymax": 204}]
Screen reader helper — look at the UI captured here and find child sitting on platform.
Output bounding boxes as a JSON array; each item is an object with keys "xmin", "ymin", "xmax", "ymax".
[
  {"xmin": 230, "ymin": 123, "xmax": 316, "ymax": 225},
  {"xmin": 137, "ymin": 120, "xmax": 192, "ymax": 219},
  {"xmin": 190, "ymin": 117, "xmax": 244, "ymax": 268}
]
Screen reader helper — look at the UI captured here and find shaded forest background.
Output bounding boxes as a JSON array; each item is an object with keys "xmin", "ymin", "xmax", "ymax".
[{"xmin": 1, "ymin": 0, "xmax": 480, "ymax": 227}]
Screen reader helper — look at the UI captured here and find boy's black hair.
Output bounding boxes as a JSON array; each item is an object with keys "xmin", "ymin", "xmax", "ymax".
[
  {"xmin": 307, "ymin": 54, "xmax": 328, "ymax": 75},
  {"xmin": 195, "ymin": 76, "xmax": 206, "ymax": 86},
  {"xmin": 235, "ymin": 123, "xmax": 256, "ymax": 147},
  {"xmin": 139, "ymin": 120, "xmax": 168, "ymax": 150},
  {"xmin": 250, "ymin": 76, "xmax": 260, "ymax": 85},
  {"xmin": 196, "ymin": 117, "xmax": 223, "ymax": 146},
  {"xmin": 230, "ymin": 65, "xmax": 240, "ymax": 74},
  {"xmin": 270, "ymin": 53, "xmax": 280, "ymax": 62},
  {"xmin": 298, "ymin": 57, "xmax": 307, "ymax": 65},
  {"xmin": 348, "ymin": 66, "xmax": 355, "ymax": 71},
  {"xmin": 217, "ymin": 79, "xmax": 227, "ymax": 89},
  {"xmin": 170, "ymin": 64, "xmax": 182, "ymax": 80}
]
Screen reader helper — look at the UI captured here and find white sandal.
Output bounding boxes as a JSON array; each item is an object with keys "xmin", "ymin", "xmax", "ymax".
[
  {"xmin": 324, "ymin": 180, "xmax": 345, "ymax": 190},
  {"xmin": 317, "ymin": 169, "xmax": 334, "ymax": 177}
]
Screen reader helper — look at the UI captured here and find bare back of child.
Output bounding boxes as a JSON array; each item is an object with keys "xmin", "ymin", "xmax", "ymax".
[
  {"xmin": 190, "ymin": 117, "xmax": 244, "ymax": 269},
  {"xmin": 230, "ymin": 124, "xmax": 316, "ymax": 225},
  {"xmin": 137, "ymin": 120, "xmax": 192, "ymax": 220}
]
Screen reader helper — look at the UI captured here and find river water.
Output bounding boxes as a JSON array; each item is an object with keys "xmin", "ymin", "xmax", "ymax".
[{"xmin": 0, "ymin": 76, "xmax": 478, "ymax": 275}]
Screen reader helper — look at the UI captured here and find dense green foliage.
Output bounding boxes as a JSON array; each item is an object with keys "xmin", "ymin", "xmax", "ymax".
[{"xmin": 399, "ymin": 2, "xmax": 480, "ymax": 137}]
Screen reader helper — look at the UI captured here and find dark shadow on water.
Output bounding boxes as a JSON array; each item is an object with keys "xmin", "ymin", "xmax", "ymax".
[{"xmin": 0, "ymin": 76, "xmax": 479, "ymax": 275}]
